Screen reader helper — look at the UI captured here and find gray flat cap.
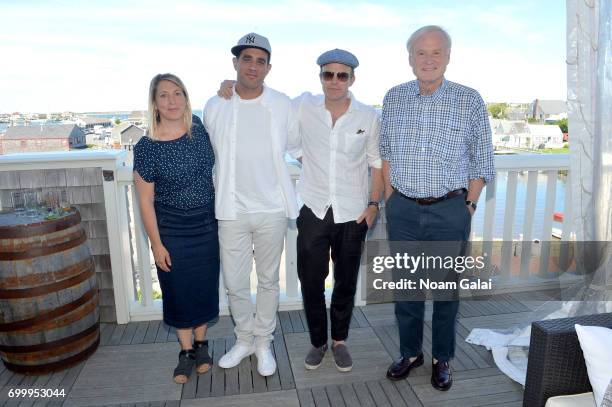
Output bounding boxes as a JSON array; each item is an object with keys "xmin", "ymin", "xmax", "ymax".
[
  {"xmin": 231, "ymin": 32, "xmax": 271, "ymax": 59},
  {"xmin": 316, "ymin": 49, "xmax": 359, "ymax": 68}
]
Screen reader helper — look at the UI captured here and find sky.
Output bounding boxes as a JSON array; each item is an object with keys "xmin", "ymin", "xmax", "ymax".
[{"xmin": 0, "ymin": 0, "xmax": 567, "ymax": 113}]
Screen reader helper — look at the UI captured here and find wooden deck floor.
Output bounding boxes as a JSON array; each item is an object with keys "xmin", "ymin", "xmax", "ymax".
[{"xmin": 0, "ymin": 293, "xmax": 559, "ymax": 407}]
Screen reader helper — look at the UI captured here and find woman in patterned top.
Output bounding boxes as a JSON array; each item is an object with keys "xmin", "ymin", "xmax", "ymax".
[{"xmin": 133, "ymin": 73, "xmax": 219, "ymax": 384}]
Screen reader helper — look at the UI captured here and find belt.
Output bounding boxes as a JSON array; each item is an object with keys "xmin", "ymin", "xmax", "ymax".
[{"xmin": 394, "ymin": 188, "xmax": 466, "ymax": 206}]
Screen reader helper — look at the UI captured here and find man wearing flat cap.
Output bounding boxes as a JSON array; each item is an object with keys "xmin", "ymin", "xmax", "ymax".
[
  {"xmin": 203, "ymin": 32, "xmax": 300, "ymax": 377},
  {"xmin": 216, "ymin": 48, "xmax": 382, "ymax": 373},
  {"xmin": 293, "ymin": 49, "xmax": 383, "ymax": 373}
]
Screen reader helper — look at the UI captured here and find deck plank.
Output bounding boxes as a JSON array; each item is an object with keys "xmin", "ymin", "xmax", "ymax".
[
  {"xmin": 155, "ymin": 323, "xmax": 171, "ymax": 344},
  {"xmin": 272, "ymin": 333, "xmax": 295, "ymax": 391},
  {"xmin": 324, "ymin": 385, "xmax": 345, "ymax": 407},
  {"xmin": 297, "ymin": 389, "xmax": 315, "ymax": 407},
  {"xmin": 130, "ymin": 322, "xmax": 150, "ymax": 345},
  {"xmin": 352, "ymin": 307, "xmax": 370, "ymax": 328},
  {"xmin": 337, "ymin": 383, "xmax": 360, "ymax": 407},
  {"xmin": 353, "ymin": 382, "xmax": 376, "ymax": 407},
  {"xmin": 265, "ymin": 341, "xmax": 282, "ymax": 393},
  {"xmin": 288, "ymin": 311, "xmax": 304, "ymax": 333},
  {"xmin": 210, "ymin": 338, "xmax": 226, "ymax": 397},
  {"xmin": 278, "ymin": 312, "xmax": 293, "ymax": 334},
  {"xmin": 119, "ymin": 322, "xmax": 138, "ymax": 345},
  {"xmin": 142, "ymin": 321, "xmax": 161, "ymax": 344},
  {"xmin": 311, "ymin": 386, "xmax": 330, "ymax": 407},
  {"xmin": 223, "ymin": 337, "xmax": 240, "ymax": 397},
  {"xmin": 251, "ymin": 354, "xmax": 267, "ymax": 394},
  {"xmin": 63, "ymin": 343, "xmax": 182, "ymax": 406},
  {"xmin": 99, "ymin": 323, "xmax": 114, "ymax": 346},
  {"xmin": 108, "ymin": 323, "xmax": 127, "ymax": 346},
  {"xmin": 393, "ymin": 380, "xmax": 423, "ymax": 407},
  {"xmin": 238, "ymin": 345, "xmax": 253, "ymax": 395},
  {"xmin": 365, "ymin": 381, "xmax": 390, "ymax": 407}
]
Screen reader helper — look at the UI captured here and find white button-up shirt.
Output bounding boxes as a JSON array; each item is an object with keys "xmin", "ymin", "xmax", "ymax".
[
  {"xmin": 204, "ymin": 86, "xmax": 300, "ymax": 220},
  {"xmin": 293, "ymin": 92, "xmax": 381, "ymax": 223}
]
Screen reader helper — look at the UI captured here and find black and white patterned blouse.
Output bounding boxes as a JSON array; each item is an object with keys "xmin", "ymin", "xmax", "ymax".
[{"xmin": 133, "ymin": 115, "xmax": 215, "ymax": 210}]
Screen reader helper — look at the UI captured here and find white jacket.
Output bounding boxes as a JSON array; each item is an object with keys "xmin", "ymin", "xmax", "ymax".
[{"xmin": 203, "ymin": 85, "xmax": 300, "ymax": 220}]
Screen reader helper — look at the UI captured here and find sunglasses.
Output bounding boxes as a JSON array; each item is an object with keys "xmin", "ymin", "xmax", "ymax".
[{"xmin": 319, "ymin": 71, "xmax": 351, "ymax": 82}]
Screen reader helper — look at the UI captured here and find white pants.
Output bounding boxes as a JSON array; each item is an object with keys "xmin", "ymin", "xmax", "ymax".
[{"xmin": 218, "ymin": 211, "xmax": 288, "ymax": 348}]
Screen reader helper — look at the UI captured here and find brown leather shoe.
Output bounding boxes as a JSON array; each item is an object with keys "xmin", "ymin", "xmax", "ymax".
[
  {"xmin": 431, "ymin": 360, "xmax": 452, "ymax": 391},
  {"xmin": 386, "ymin": 354, "xmax": 424, "ymax": 381}
]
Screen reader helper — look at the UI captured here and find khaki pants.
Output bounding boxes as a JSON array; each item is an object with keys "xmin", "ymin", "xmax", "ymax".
[{"xmin": 218, "ymin": 211, "xmax": 288, "ymax": 348}]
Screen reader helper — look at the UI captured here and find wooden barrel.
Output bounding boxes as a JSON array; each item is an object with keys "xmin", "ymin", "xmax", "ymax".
[{"xmin": 0, "ymin": 209, "xmax": 99, "ymax": 374}]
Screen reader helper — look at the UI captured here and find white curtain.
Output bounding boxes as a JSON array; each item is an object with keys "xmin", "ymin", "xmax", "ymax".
[
  {"xmin": 467, "ymin": 0, "xmax": 612, "ymax": 385},
  {"xmin": 567, "ymin": 0, "xmax": 612, "ymax": 309}
]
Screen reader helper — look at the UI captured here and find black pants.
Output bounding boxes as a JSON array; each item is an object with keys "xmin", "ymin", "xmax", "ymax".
[{"xmin": 297, "ymin": 205, "xmax": 368, "ymax": 348}]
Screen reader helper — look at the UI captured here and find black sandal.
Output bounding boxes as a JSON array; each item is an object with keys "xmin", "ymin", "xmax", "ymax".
[
  {"xmin": 173, "ymin": 349, "xmax": 195, "ymax": 384},
  {"xmin": 194, "ymin": 340, "xmax": 213, "ymax": 374}
]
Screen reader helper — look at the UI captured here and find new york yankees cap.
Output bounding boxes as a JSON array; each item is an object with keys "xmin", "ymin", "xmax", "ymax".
[{"xmin": 231, "ymin": 32, "xmax": 271, "ymax": 59}]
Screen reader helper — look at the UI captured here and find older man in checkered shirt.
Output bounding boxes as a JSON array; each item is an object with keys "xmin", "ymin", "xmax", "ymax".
[{"xmin": 381, "ymin": 25, "xmax": 495, "ymax": 391}]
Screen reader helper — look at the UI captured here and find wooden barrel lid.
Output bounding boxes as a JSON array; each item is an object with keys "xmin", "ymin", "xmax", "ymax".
[{"xmin": 0, "ymin": 209, "xmax": 81, "ymax": 239}]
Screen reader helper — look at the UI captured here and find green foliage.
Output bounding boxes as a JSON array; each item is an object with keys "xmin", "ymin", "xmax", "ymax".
[
  {"xmin": 114, "ymin": 118, "xmax": 121, "ymax": 125},
  {"xmin": 487, "ymin": 103, "xmax": 508, "ymax": 119},
  {"xmin": 539, "ymin": 147, "xmax": 569, "ymax": 154},
  {"xmin": 556, "ymin": 118, "xmax": 568, "ymax": 133},
  {"xmin": 137, "ymin": 289, "xmax": 163, "ymax": 301},
  {"xmin": 527, "ymin": 117, "xmax": 539, "ymax": 124}
]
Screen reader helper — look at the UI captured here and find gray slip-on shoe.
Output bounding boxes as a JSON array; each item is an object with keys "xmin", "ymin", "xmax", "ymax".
[
  {"xmin": 332, "ymin": 343, "xmax": 353, "ymax": 372},
  {"xmin": 304, "ymin": 343, "xmax": 328, "ymax": 370}
]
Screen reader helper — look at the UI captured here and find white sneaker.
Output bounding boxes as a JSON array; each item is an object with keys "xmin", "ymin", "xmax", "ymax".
[
  {"xmin": 218, "ymin": 343, "xmax": 255, "ymax": 369},
  {"xmin": 255, "ymin": 345, "xmax": 277, "ymax": 376}
]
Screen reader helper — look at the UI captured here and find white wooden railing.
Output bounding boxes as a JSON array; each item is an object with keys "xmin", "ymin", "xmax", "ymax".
[{"xmin": 0, "ymin": 151, "xmax": 573, "ymax": 323}]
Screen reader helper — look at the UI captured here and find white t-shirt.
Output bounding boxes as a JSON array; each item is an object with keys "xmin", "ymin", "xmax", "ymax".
[{"xmin": 234, "ymin": 95, "xmax": 285, "ymax": 214}]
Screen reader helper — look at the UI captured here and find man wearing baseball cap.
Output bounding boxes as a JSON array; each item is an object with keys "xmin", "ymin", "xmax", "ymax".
[
  {"xmin": 294, "ymin": 49, "xmax": 383, "ymax": 372},
  {"xmin": 203, "ymin": 32, "xmax": 300, "ymax": 377},
  {"xmin": 215, "ymin": 47, "xmax": 382, "ymax": 373}
]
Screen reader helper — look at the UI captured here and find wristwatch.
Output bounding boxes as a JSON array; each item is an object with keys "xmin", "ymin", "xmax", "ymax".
[
  {"xmin": 368, "ymin": 201, "xmax": 380, "ymax": 210},
  {"xmin": 465, "ymin": 200, "xmax": 477, "ymax": 211}
]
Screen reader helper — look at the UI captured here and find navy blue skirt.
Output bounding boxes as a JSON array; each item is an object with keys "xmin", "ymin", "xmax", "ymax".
[{"xmin": 155, "ymin": 201, "xmax": 220, "ymax": 329}]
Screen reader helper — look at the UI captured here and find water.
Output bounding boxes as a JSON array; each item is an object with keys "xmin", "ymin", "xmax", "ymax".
[
  {"xmin": 469, "ymin": 171, "xmax": 566, "ymax": 240},
  {"xmin": 287, "ymin": 159, "xmax": 567, "ymax": 240},
  {"xmin": 0, "ymin": 111, "xmax": 136, "ymax": 133}
]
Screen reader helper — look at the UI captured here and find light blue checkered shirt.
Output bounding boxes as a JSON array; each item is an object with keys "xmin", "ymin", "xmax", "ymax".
[{"xmin": 380, "ymin": 79, "xmax": 495, "ymax": 199}]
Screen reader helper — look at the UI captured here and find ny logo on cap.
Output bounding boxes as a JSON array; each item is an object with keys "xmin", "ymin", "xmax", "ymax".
[{"xmin": 245, "ymin": 35, "xmax": 256, "ymax": 44}]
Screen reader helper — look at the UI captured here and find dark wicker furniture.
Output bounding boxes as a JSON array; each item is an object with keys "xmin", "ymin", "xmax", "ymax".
[{"xmin": 523, "ymin": 312, "xmax": 612, "ymax": 407}]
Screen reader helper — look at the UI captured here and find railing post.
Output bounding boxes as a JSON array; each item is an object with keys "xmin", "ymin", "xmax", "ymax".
[
  {"xmin": 101, "ymin": 157, "xmax": 132, "ymax": 324},
  {"xmin": 130, "ymin": 186, "xmax": 154, "ymax": 308},
  {"xmin": 519, "ymin": 171, "xmax": 539, "ymax": 278}
]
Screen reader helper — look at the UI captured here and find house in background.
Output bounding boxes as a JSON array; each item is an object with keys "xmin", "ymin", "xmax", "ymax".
[
  {"xmin": 530, "ymin": 99, "xmax": 567, "ymax": 123},
  {"xmin": 505, "ymin": 104, "xmax": 530, "ymax": 121},
  {"xmin": 492, "ymin": 120, "xmax": 563, "ymax": 149},
  {"xmin": 127, "ymin": 111, "xmax": 147, "ymax": 127},
  {"xmin": 112, "ymin": 123, "xmax": 145, "ymax": 150},
  {"xmin": 544, "ymin": 112, "xmax": 568, "ymax": 123},
  {"xmin": 0, "ymin": 124, "xmax": 86, "ymax": 154},
  {"xmin": 492, "ymin": 119, "xmax": 530, "ymax": 148},
  {"xmin": 76, "ymin": 116, "xmax": 112, "ymax": 134},
  {"xmin": 527, "ymin": 124, "xmax": 564, "ymax": 149}
]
